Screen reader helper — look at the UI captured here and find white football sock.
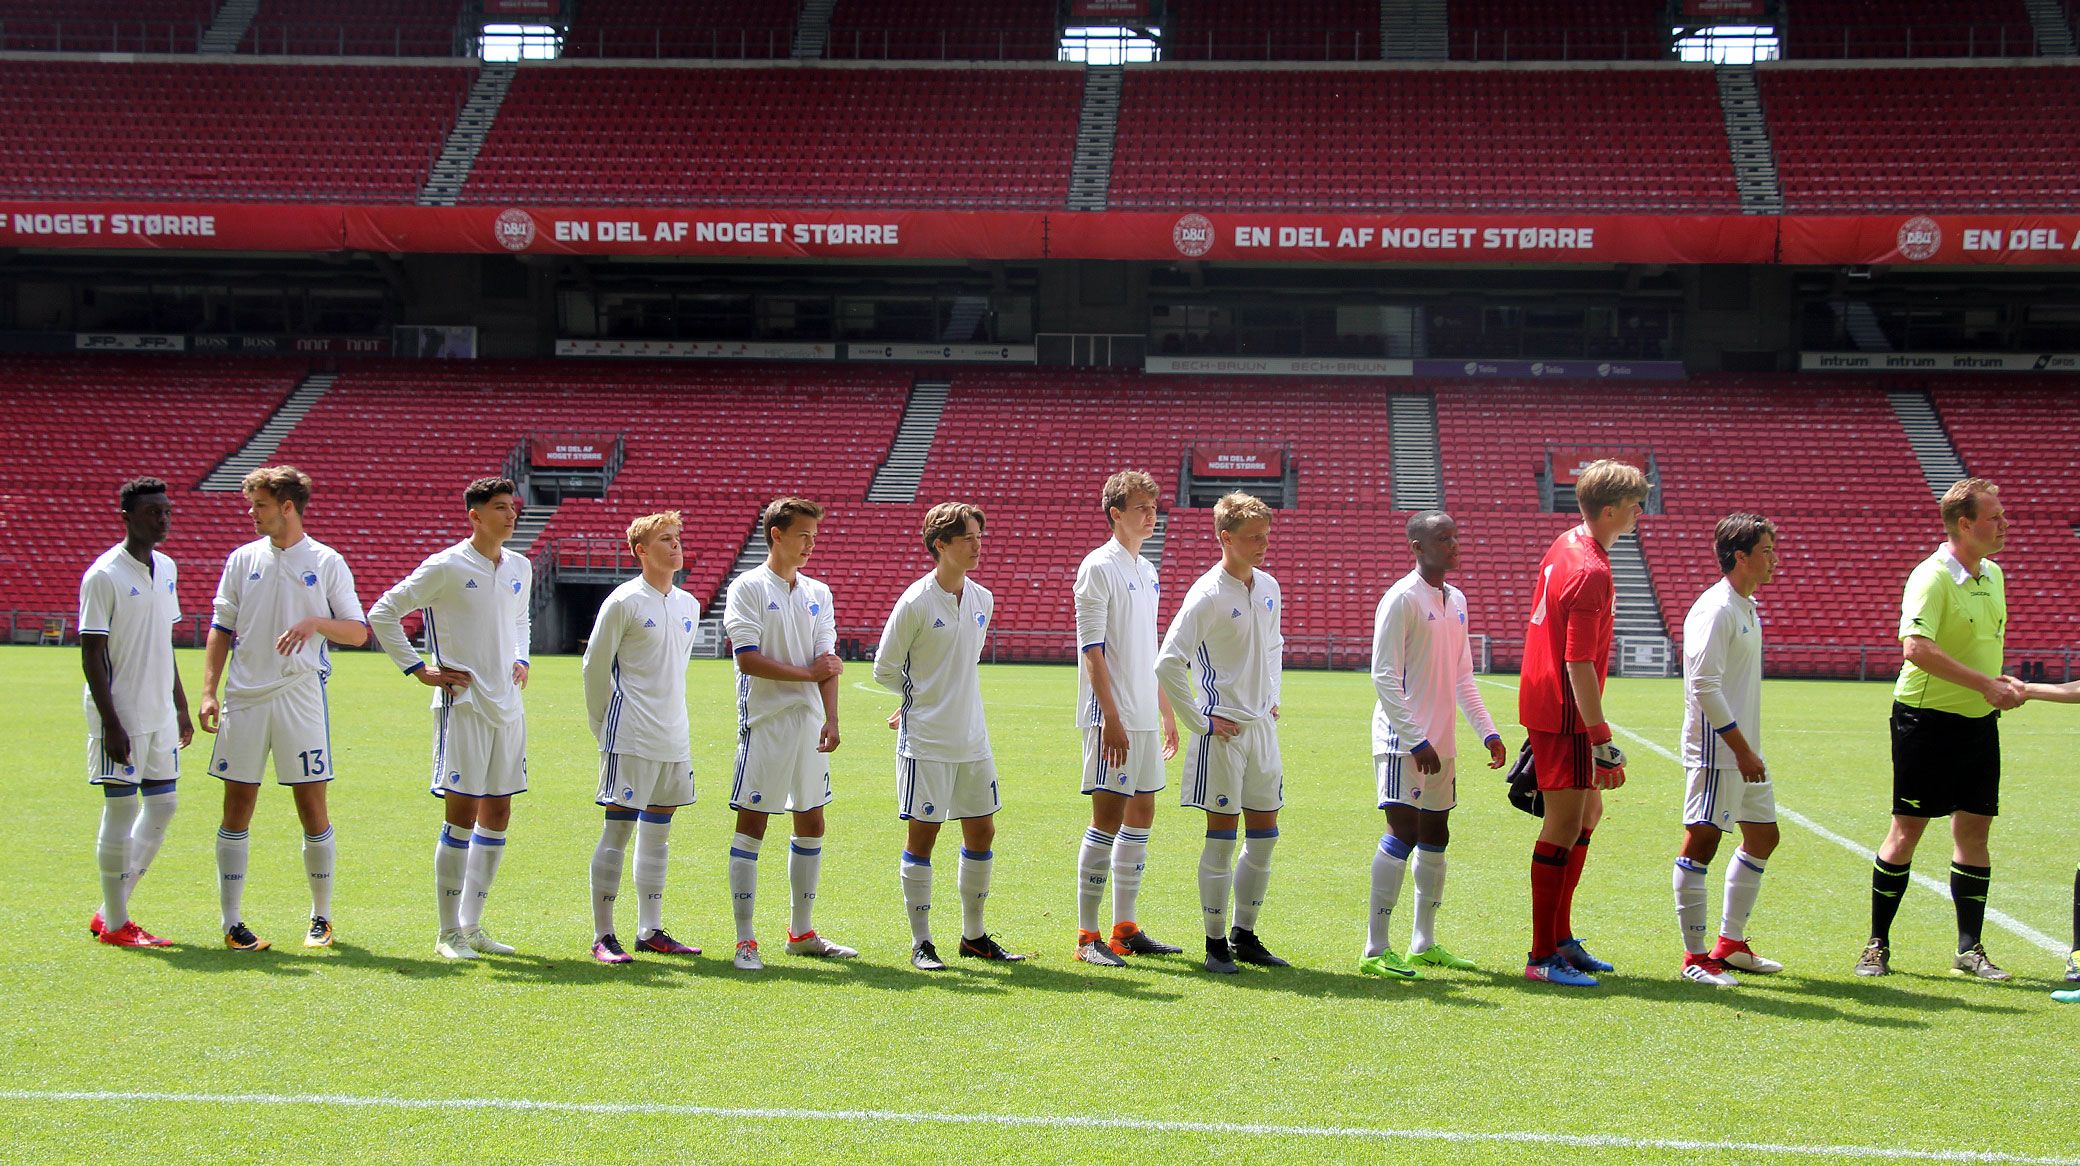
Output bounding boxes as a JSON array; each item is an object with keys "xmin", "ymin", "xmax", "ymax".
[
  {"xmin": 130, "ymin": 782, "xmax": 177, "ymax": 890},
  {"xmin": 458, "ymin": 826, "xmax": 505, "ymax": 929},
  {"xmin": 435, "ymin": 822, "xmax": 470, "ymax": 931},
  {"xmin": 1076, "ymin": 826, "xmax": 1115, "ymax": 933},
  {"xmin": 590, "ymin": 814, "xmax": 636, "ymax": 940},
  {"xmin": 634, "ymin": 812, "xmax": 673, "ymax": 937},
  {"xmin": 788, "ymin": 834, "xmax": 823, "ymax": 937},
  {"xmin": 728, "ymin": 831, "xmax": 761, "ymax": 944},
  {"xmin": 1198, "ymin": 830, "xmax": 1238, "ymax": 939},
  {"xmin": 216, "ymin": 827, "xmax": 250, "ymax": 932},
  {"xmin": 1112, "ymin": 826, "xmax": 1150, "ymax": 931},
  {"xmin": 1233, "ymin": 828, "xmax": 1278, "ymax": 932},
  {"xmin": 97, "ymin": 791, "xmax": 139, "ymax": 924},
  {"xmin": 1721, "ymin": 848, "xmax": 1768, "ymax": 942},
  {"xmin": 302, "ymin": 826, "xmax": 335, "ymax": 921},
  {"xmin": 1366, "ymin": 833, "xmax": 1411, "ymax": 958},
  {"xmin": 1675, "ymin": 856, "xmax": 1710, "ymax": 955},
  {"xmin": 958, "ymin": 847, "xmax": 993, "ymax": 939},
  {"xmin": 1410, "ymin": 842, "xmax": 1447, "ymax": 954},
  {"xmin": 899, "ymin": 850, "xmax": 933, "ymax": 945}
]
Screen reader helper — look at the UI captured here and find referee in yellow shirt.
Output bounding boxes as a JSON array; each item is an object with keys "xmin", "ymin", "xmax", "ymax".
[{"xmin": 1856, "ymin": 478, "xmax": 2022, "ymax": 981}]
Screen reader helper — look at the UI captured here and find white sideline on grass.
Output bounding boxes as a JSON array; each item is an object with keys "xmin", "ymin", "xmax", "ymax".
[
  {"xmin": 1475, "ymin": 678, "xmax": 2066, "ymax": 957},
  {"xmin": 2, "ymin": 1089, "xmax": 2077, "ymax": 1165}
]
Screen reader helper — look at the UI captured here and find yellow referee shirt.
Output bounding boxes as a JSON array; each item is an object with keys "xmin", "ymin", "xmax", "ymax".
[{"xmin": 1894, "ymin": 545, "xmax": 2006, "ymax": 718}]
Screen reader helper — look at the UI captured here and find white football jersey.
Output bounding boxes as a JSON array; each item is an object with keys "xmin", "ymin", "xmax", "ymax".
[
  {"xmin": 212, "ymin": 535, "xmax": 365, "ymax": 703},
  {"xmin": 78, "ymin": 543, "xmax": 181, "ymax": 737},
  {"xmin": 369, "ymin": 540, "xmax": 532, "ymax": 726},
  {"xmin": 1370, "ymin": 569, "xmax": 1499, "ymax": 757},
  {"xmin": 1155, "ymin": 563, "xmax": 1283, "ymax": 736},
  {"xmin": 1681, "ymin": 577, "xmax": 1764, "ymax": 771},
  {"xmin": 873, "ymin": 572, "xmax": 994, "ymax": 763},
  {"xmin": 725, "ymin": 564, "xmax": 837, "ymax": 729},
  {"xmin": 582, "ymin": 575, "xmax": 700, "ymax": 764},
  {"xmin": 1073, "ymin": 538, "xmax": 1162, "ymax": 730}
]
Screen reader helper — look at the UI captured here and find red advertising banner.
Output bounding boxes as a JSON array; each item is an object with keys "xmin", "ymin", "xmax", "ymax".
[
  {"xmin": 1192, "ymin": 444, "xmax": 1284, "ymax": 478},
  {"xmin": 342, "ymin": 206, "xmax": 1047, "ymax": 259},
  {"xmin": 530, "ymin": 437, "xmax": 612, "ymax": 467},
  {"xmin": 0, "ymin": 201, "xmax": 345, "ymax": 251},
  {"xmin": 1551, "ymin": 446, "xmax": 1650, "ymax": 485},
  {"xmin": 1071, "ymin": 0, "xmax": 1151, "ymax": 18},
  {"xmin": 1049, "ymin": 211, "xmax": 1779, "ymax": 264},
  {"xmin": 1779, "ymin": 215, "xmax": 2080, "ymax": 266}
]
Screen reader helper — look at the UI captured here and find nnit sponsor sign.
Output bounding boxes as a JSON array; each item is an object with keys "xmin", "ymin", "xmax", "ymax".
[{"xmin": 1800, "ymin": 352, "xmax": 2080, "ymax": 372}]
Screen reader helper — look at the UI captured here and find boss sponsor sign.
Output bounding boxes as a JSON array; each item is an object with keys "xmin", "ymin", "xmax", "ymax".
[{"xmin": 1800, "ymin": 352, "xmax": 2080, "ymax": 372}]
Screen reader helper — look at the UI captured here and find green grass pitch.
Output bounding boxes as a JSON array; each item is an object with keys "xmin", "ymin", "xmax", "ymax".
[{"xmin": 2, "ymin": 645, "xmax": 2076, "ymax": 1164}]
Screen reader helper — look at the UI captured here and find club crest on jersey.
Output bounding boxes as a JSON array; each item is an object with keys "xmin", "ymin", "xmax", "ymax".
[
  {"xmin": 123, "ymin": 765, "xmax": 135, "ymax": 776},
  {"xmin": 1216, "ymin": 795, "xmax": 1230, "ymax": 807},
  {"xmin": 621, "ymin": 786, "xmax": 634, "ymax": 801},
  {"xmin": 808, "ymin": 602, "xmax": 821, "ymax": 615},
  {"xmin": 1264, "ymin": 597, "xmax": 1274, "ymax": 611},
  {"xmin": 1458, "ymin": 611, "xmax": 1466, "ymax": 624},
  {"xmin": 510, "ymin": 579, "xmax": 522, "ymax": 594},
  {"xmin": 922, "ymin": 802, "xmax": 936, "ymax": 816},
  {"xmin": 975, "ymin": 612, "xmax": 986, "ymax": 628},
  {"xmin": 302, "ymin": 571, "xmax": 319, "ymax": 587},
  {"xmin": 465, "ymin": 580, "xmax": 479, "ymax": 589},
  {"xmin": 750, "ymin": 792, "xmax": 763, "ymax": 804},
  {"xmin": 217, "ymin": 760, "xmax": 229, "ymax": 772},
  {"xmin": 682, "ymin": 618, "xmax": 693, "ymax": 632},
  {"xmin": 448, "ymin": 772, "xmax": 461, "ymax": 785}
]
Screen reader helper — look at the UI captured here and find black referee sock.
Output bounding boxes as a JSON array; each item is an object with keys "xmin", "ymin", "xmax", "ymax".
[
  {"xmin": 1869, "ymin": 858, "xmax": 1912, "ymax": 944},
  {"xmin": 1951, "ymin": 863, "xmax": 1992, "ymax": 952}
]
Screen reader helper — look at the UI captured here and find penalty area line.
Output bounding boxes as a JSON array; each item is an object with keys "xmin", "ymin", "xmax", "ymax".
[
  {"xmin": 1472, "ymin": 678, "xmax": 2064, "ymax": 957},
  {"xmin": 1, "ymin": 1089, "xmax": 2077, "ymax": 1166}
]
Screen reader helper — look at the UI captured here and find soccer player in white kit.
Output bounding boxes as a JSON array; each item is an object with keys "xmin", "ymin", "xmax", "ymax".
[
  {"xmin": 1672, "ymin": 513, "xmax": 1784, "ymax": 986},
  {"xmin": 369, "ymin": 476, "xmax": 532, "ymax": 960},
  {"xmin": 874, "ymin": 502, "xmax": 1024, "ymax": 970},
  {"xmin": 582, "ymin": 511, "xmax": 703, "ymax": 965},
  {"xmin": 197, "ymin": 466, "xmax": 368, "ymax": 952},
  {"xmin": 80, "ymin": 476, "xmax": 192, "ymax": 948},
  {"xmin": 1155, "ymin": 492, "xmax": 1288, "ymax": 975},
  {"xmin": 722, "ymin": 497, "xmax": 854, "ymax": 970},
  {"xmin": 1363, "ymin": 511, "xmax": 1508, "ymax": 980},
  {"xmin": 1072, "ymin": 471, "xmax": 1181, "ymax": 967}
]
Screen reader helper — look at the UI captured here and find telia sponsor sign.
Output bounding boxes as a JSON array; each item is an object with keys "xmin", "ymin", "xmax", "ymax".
[{"xmin": 1412, "ymin": 359, "xmax": 1686, "ymax": 380}]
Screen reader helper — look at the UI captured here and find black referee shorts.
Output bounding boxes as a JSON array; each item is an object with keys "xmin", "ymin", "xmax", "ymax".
[{"xmin": 1889, "ymin": 701, "xmax": 2000, "ymax": 819}]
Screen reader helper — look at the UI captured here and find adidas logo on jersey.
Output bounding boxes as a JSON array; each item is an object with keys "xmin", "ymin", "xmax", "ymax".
[
  {"xmin": 932, "ymin": 618, "xmax": 946, "ymax": 628},
  {"xmin": 1426, "ymin": 613, "xmax": 1438, "ymax": 621},
  {"xmin": 643, "ymin": 619, "xmax": 657, "ymax": 628},
  {"xmin": 1230, "ymin": 608, "xmax": 1241, "ymax": 618},
  {"xmin": 248, "ymin": 571, "xmax": 261, "ymax": 581},
  {"xmin": 767, "ymin": 601, "xmax": 781, "ymax": 610},
  {"xmin": 465, "ymin": 580, "xmax": 479, "ymax": 589},
  {"xmin": 129, "ymin": 587, "xmax": 141, "ymax": 596}
]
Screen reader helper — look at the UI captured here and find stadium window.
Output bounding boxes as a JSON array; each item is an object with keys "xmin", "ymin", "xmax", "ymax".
[
  {"xmin": 1060, "ymin": 25, "xmax": 1160, "ymax": 64},
  {"xmin": 480, "ymin": 23, "xmax": 561, "ymax": 61},
  {"xmin": 1674, "ymin": 25, "xmax": 1779, "ymax": 64}
]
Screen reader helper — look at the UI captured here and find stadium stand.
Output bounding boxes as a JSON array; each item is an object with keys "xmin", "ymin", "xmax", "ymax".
[
  {"xmin": 1162, "ymin": 0, "xmax": 1381, "ymax": 61},
  {"xmin": 1931, "ymin": 382, "xmax": 2080, "ymax": 655},
  {"xmin": 825, "ymin": 0, "xmax": 1061, "ymax": 60},
  {"xmin": 461, "ymin": 66, "xmax": 1082, "ymax": 208},
  {"xmin": 0, "ymin": 0, "xmax": 212, "ymax": 52},
  {"xmin": 1108, "ymin": 68, "xmax": 1740, "ymax": 212},
  {"xmin": 0, "ymin": 59, "xmax": 470, "ymax": 202},
  {"xmin": 1760, "ymin": 63, "xmax": 2080, "ymax": 211},
  {"xmin": 240, "ymin": 0, "xmax": 467, "ymax": 57},
  {"xmin": 560, "ymin": 0, "xmax": 798, "ymax": 59},
  {"xmin": 1780, "ymin": 0, "xmax": 2038, "ymax": 59},
  {"xmin": 1447, "ymin": 0, "xmax": 1666, "ymax": 60}
]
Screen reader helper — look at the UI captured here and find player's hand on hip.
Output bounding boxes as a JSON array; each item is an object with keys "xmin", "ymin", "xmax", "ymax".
[
  {"xmin": 809, "ymin": 654, "xmax": 844, "ymax": 683},
  {"xmin": 817, "ymin": 718, "xmax": 841, "ymax": 754},
  {"xmin": 197, "ymin": 694, "xmax": 222, "ymax": 735},
  {"xmin": 416, "ymin": 666, "xmax": 471, "ymax": 696},
  {"xmin": 275, "ymin": 617, "xmax": 322, "ymax": 655},
  {"xmin": 1413, "ymin": 742, "xmax": 1442, "ymax": 776},
  {"xmin": 1101, "ymin": 721, "xmax": 1129, "ymax": 768},
  {"xmin": 1736, "ymin": 748, "xmax": 1767, "ymax": 783},
  {"xmin": 1209, "ymin": 715, "xmax": 1241, "ymax": 739},
  {"xmin": 1485, "ymin": 735, "xmax": 1508, "ymax": 769},
  {"xmin": 512, "ymin": 661, "xmax": 529, "ymax": 689}
]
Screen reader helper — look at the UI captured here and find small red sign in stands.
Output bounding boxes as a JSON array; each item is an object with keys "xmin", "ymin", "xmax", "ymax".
[{"xmin": 1192, "ymin": 445, "xmax": 1284, "ymax": 478}]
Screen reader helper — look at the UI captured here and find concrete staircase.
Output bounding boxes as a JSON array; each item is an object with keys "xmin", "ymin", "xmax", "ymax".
[
  {"xmin": 505, "ymin": 502, "xmax": 557, "ymax": 556},
  {"xmin": 1837, "ymin": 301, "xmax": 1893, "ymax": 351},
  {"xmin": 419, "ymin": 63, "xmax": 517, "ymax": 206},
  {"xmin": 1388, "ymin": 393, "xmax": 1442, "ymax": 510},
  {"xmin": 201, "ymin": 372, "xmax": 337, "ymax": 490},
  {"xmin": 867, "ymin": 379, "xmax": 950, "ymax": 502},
  {"xmin": 198, "ymin": 0, "xmax": 259, "ymax": 53},
  {"xmin": 2023, "ymin": 0, "xmax": 2079, "ymax": 55},
  {"xmin": 1716, "ymin": 64, "xmax": 1783, "ymax": 214},
  {"xmin": 1141, "ymin": 514, "xmax": 1170, "ymax": 570},
  {"xmin": 1889, "ymin": 390, "xmax": 1970, "ymax": 499},
  {"xmin": 1609, "ymin": 533, "xmax": 1674, "ymax": 675},
  {"xmin": 1382, "ymin": 0, "xmax": 1449, "ymax": 60},
  {"xmin": 940, "ymin": 296, "xmax": 990, "ymax": 343},
  {"xmin": 792, "ymin": 0, "xmax": 837, "ymax": 58},
  {"xmin": 1067, "ymin": 65, "xmax": 1123, "ymax": 211},
  {"xmin": 705, "ymin": 517, "xmax": 771, "ymax": 623}
]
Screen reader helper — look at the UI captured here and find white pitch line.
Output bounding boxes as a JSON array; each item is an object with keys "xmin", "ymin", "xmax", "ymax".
[
  {"xmin": 2, "ymin": 1089, "xmax": 2075, "ymax": 1166},
  {"xmin": 1473, "ymin": 677, "xmax": 2065, "ymax": 957}
]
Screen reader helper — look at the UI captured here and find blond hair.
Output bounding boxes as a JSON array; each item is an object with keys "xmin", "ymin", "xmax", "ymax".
[
  {"xmin": 626, "ymin": 510, "xmax": 682, "ymax": 556},
  {"xmin": 241, "ymin": 465, "xmax": 313, "ymax": 514},
  {"xmin": 921, "ymin": 501, "xmax": 985, "ymax": 561},
  {"xmin": 1575, "ymin": 459, "xmax": 1650, "ymax": 518},
  {"xmin": 1940, "ymin": 478, "xmax": 1999, "ymax": 534},
  {"xmin": 1213, "ymin": 491, "xmax": 1273, "ymax": 533},
  {"xmin": 1101, "ymin": 470, "xmax": 1160, "ymax": 526}
]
